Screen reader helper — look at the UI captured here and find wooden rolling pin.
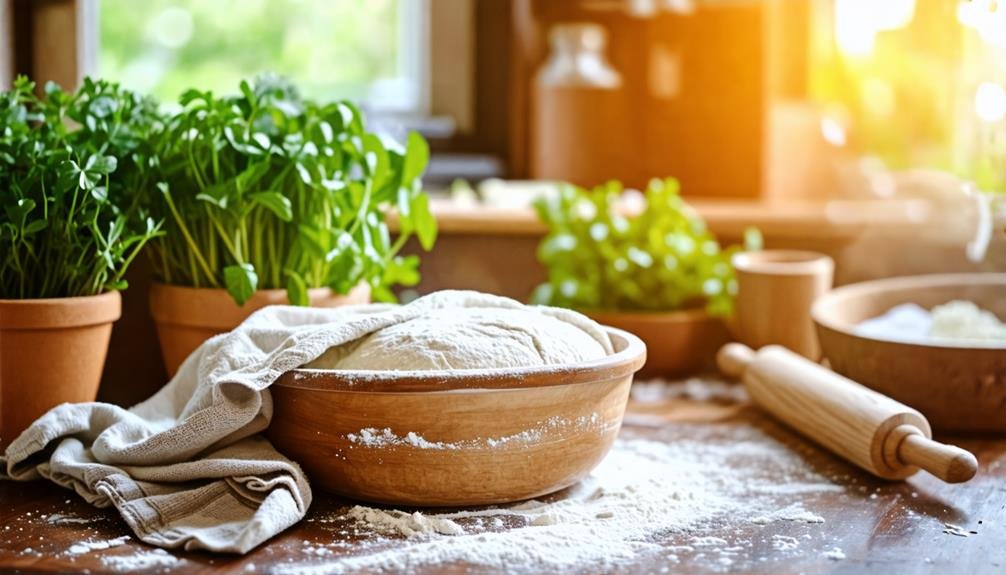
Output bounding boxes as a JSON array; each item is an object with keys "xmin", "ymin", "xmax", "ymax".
[{"xmin": 718, "ymin": 343, "xmax": 978, "ymax": 483}]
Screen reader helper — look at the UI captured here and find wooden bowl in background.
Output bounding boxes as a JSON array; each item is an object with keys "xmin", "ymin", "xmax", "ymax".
[
  {"xmin": 813, "ymin": 273, "xmax": 1006, "ymax": 433},
  {"xmin": 584, "ymin": 309, "xmax": 729, "ymax": 377},
  {"xmin": 268, "ymin": 327, "xmax": 646, "ymax": 507}
]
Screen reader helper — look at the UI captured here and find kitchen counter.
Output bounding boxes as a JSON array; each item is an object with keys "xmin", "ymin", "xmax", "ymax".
[{"xmin": 1, "ymin": 388, "xmax": 1003, "ymax": 574}]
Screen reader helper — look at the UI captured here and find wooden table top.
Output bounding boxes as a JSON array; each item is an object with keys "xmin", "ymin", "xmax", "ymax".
[{"xmin": 1, "ymin": 391, "xmax": 1004, "ymax": 575}]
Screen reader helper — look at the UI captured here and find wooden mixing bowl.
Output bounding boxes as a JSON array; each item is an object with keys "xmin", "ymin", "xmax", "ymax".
[
  {"xmin": 813, "ymin": 273, "xmax": 1006, "ymax": 433},
  {"xmin": 268, "ymin": 327, "xmax": 646, "ymax": 506}
]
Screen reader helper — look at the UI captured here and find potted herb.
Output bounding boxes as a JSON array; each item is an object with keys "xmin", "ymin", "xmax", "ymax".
[
  {"xmin": 0, "ymin": 77, "xmax": 162, "ymax": 446},
  {"xmin": 532, "ymin": 178, "xmax": 759, "ymax": 375},
  {"xmin": 145, "ymin": 77, "xmax": 437, "ymax": 375}
]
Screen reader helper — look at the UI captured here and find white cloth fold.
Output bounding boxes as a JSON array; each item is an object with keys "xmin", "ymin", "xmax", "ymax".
[{"xmin": 1, "ymin": 290, "xmax": 611, "ymax": 554}]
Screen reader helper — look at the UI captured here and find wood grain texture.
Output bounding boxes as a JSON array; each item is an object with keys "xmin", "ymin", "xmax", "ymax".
[
  {"xmin": 896, "ymin": 427, "xmax": 978, "ymax": 484},
  {"xmin": 719, "ymin": 343, "xmax": 979, "ymax": 484},
  {"xmin": 270, "ymin": 376, "xmax": 632, "ymax": 507},
  {"xmin": 1, "ymin": 400, "xmax": 1004, "ymax": 574},
  {"xmin": 813, "ymin": 273, "xmax": 1006, "ymax": 433}
]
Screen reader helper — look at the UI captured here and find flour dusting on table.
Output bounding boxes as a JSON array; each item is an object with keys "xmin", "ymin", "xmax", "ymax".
[
  {"xmin": 281, "ymin": 422, "xmax": 844, "ymax": 574},
  {"xmin": 66, "ymin": 536, "xmax": 130, "ymax": 555},
  {"xmin": 101, "ymin": 549, "xmax": 182, "ymax": 571}
]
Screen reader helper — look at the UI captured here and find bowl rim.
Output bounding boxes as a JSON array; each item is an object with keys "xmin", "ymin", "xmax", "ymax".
[
  {"xmin": 733, "ymin": 250, "xmax": 834, "ymax": 276},
  {"xmin": 275, "ymin": 326, "xmax": 647, "ymax": 393},
  {"xmin": 812, "ymin": 272, "xmax": 1006, "ymax": 351}
]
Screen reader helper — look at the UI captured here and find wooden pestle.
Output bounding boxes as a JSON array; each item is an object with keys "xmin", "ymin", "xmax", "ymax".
[{"xmin": 717, "ymin": 343, "xmax": 978, "ymax": 483}]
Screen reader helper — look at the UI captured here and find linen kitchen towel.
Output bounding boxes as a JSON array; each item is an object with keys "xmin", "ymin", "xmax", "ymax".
[{"xmin": 0, "ymin": 291, "xmax": 603, "ymax": 553}]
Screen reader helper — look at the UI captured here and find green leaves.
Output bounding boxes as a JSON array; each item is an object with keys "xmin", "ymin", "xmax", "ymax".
[
  {"xmin": 251, "ymin": 192, "xmax": 293, "ymax": 221},
  {"xmin": 532, "ymin": 178, "xmax": 753, "ymax": 316},
  {"xmin": 145, "ymin": 76, "xmax": 437, "ymax": 305},
  {"xmin": 285, "ymin": 270, "xmax": 309, "ymax": 306},
  {"xmin": 0, "ymin": 76, "xmax": 163, "ymax": 298},
  {"xmin": 402, "ymin": 131, "xmax": 429, "ymax": 184},
  {"xmin": 410, "ymin": 192, "xmax": 437, "ymax": 251},
  {"xmin": 224, "ymin": 263, "xmax": 258, "ymax": 306}
]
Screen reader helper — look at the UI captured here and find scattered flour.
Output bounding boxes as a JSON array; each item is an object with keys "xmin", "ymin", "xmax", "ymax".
[
  {"xmin": 66, "ymin": 535, "xmax": 130, "ymax": 555},
  {"xmin": 750, "ymin": 503, "xmax": 826, "ymax": 525},
  {"xmin": 45, "ymin": 513, "xmax": 92, "ymax": 525},
  {"xmin": 943, "ymin": 523, "xmax": 972, "ymax": 537},
  {"xmin": 345, "ymin": 413, "xmax": 604, "ymax": 451},
  {"xmin": 346, "ymin": 508, "xmax": 466, "ymax": 537},
  {"xmin": 690, "ymin": 536, "xmax": 729, "ymax": 548},
  {"xmin": 277, "ymin": 424, "xmax": 842, "ymax": 574},
  {"xmin": 771, "ymin": 534, "xmax": 800, "ymax": 551},
  {"xmin": 101, "ymin": 548, "xmax": 181, "ymax": 571},
  {"xmin": 631, "ymin": 377, "xmax": 749, "ymax": 404},
  {"xmin": 822, "ymin": 546, "xmax": 846, "ymax": 560}
]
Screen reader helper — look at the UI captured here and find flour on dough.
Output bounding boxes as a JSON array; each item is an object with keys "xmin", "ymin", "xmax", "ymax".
[{"xmin": 306, "ymin": 291, "xmax": 611, "ymax": 371}]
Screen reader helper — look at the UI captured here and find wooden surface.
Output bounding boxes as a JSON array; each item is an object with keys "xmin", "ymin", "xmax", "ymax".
[{"xmin": 2, "ymin": 387, "xmax": 1004, "ymax": 574}]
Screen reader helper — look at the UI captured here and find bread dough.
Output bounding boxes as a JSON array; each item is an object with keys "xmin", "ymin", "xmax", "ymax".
[{"xmin": 306, "ymin": 292, "xmax": 611, "ymax": 371}]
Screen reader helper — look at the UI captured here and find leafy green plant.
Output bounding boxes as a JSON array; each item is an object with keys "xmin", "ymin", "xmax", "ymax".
[
  {"xmin": 0, "ymin": 77, "xmax": 163, "ymax": 299},
  {"xmin": 532, "ymin": 178, "xmax": 760, "ymax": 316},
  {"xmin": 146, "ymin": 76, "xmax": 436, "ymax": 305}
]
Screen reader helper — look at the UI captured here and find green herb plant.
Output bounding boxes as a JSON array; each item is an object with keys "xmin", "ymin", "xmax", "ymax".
[
  {"xmin": 532, "ymin": 178, "xmax": 760, "ymax": 316},
  {"xmin": 148, "ymin": 76, "xmax": 437, "ymax": 305},
  {"xmin": 0, "ymin": 77, "xmax": 163, "ymax": 299}
]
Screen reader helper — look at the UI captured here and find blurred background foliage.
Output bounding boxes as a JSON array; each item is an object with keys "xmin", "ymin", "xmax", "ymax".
[{"xmin": 99, "ymin": 0, "xmax": 399, "ymax": 105}]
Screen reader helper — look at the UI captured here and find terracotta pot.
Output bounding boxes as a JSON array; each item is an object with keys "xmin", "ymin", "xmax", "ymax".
[
  {"xmin": 584, "ymin": 309, "xmax": 729, "ymax": 377},
  {"xmin": 149, "ymin": 283, "xmax": 371, "ymax": 377},
  {"xmin": 0, "ymin": 291, "xmax": 121, "ymax": 449}
]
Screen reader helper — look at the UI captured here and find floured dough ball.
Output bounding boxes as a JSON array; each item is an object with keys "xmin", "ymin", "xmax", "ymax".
[{"xmin": 311, "ymin": 306, "xmax": 609, "ymax": 371}]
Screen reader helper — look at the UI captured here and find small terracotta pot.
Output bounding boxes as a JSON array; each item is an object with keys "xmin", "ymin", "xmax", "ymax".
[
  {"xmin": 0, "ymin": 291, "xmax": 121, "ymax": 449},
  {"xmin": 149, "ymin": 283, "xmax": 371, "ymax": 377},
  {"xmin": 584, "ymin": 309, "xmax": 729, "ymax": 377}
]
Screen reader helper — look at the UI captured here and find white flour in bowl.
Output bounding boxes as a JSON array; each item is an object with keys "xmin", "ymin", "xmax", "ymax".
[
  {"xmin": 856, "ymin": 300, "xmax": 1006, "ymax": 345},
  {"xmin": 284, "ymin": 422, "xmax": 845, "ymax": 574}
]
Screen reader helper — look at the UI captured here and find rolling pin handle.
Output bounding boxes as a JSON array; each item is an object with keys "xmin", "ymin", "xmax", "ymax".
[
  {"xmin": 717, "ymin": 343, "xmax": 757, "ymax": 379},
  {"xmin": 895, "ymin": 426, "xmax": 979, "ymax": 484}
]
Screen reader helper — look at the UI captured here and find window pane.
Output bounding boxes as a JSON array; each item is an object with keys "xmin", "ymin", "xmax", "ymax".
[{"xmin": 98, "ymin": 0, "xmax": 402, "ymax": 105}]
